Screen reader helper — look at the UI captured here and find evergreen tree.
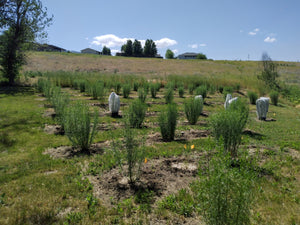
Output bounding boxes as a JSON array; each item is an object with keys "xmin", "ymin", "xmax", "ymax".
[
  {"xmin": 124, "ymin": 39, "xmax": 133, "ymax": 56},
  {"xmin": 165, "ymin": 49, "xmax": 174, "ymax": 59},
  {"xmin": 133, "ymin": 39, "xmax": 143, "ymax": 57},
  {"xmin": 102, "ymin": 46, "xmax": 111, "ymax": 55}
]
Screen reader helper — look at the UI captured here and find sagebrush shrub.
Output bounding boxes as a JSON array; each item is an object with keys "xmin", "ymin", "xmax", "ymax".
[
  {"xmin": 164, "ymin": 88, "xmax": 174, "ymax": 104},
  {"xmin": 87, "ymin": 81, "xmax": 105, "ymax": 100},
  {"xmin": 50, "ymin": 87, "xmax": 70, "ymax": 126},
  {"xmin": 178, "ymin": 86, "xmax": 184, "ymax": 98},
  {"xmin": 270, "ymin": 90, "xmax": 279, "ymax": 106},
  {"xmin": 195, "ymin": 85, "xmax": 207, "ymax": 99},
  {"xmin": 150, "ymin": 83, "xmax": 157, "ymax": 98},
  {"xmin": 63, "ymin": 102, "xmax": 98, "ymax": 152},
  {"xmin": 128, "ymin": 99, "xmax": 146, "ymax": 128},
  {"xmin": 122, "ymin": 84, "xmax": 131, "ymax": 98},
  {"xmin": 184, "ymin": 97, "xmax": 203, "ymax": 125},
  {"xmin": 192, "ymin": 151, "xmax": 254, "ymax": 225},
  {"xmin": 158, "ymin": 104, "xmax": 178, "ymax": 141},
  {"xmin": 138, "ymin": 88, "xmax": 147, "ymax": 103},
  {"xmin": 114, "ymin": 82, "xmax": 121, "ymax": 95},
  {"xmin": 247, "ymin": 91, "xmax": 258, "ymax": 104},
  {"xmin": 210, "ymin": 99, "xmax": 249, "ymax": 157},
  {"xmin": 188, "ymin": 84, "xmax": 194, "ymax": 94},
  {"xmin": 133, "ymin": 82, "xmax": 139, "ymax": 91}
]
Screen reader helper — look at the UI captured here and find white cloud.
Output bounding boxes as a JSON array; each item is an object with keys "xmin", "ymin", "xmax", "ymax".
[
  {"xmin": 188, "ymin": 44, "xmax": 198, "ymax": 49},
  {"xmin": 172, "ymin": 49, "xmax": 178, "ymax": 54},
  {"xmin": 91, "ymin": 35, "xmax": 177, "ymax": 49},
  {"xmin": 264, "ymin": 36, "xmax": 276, "ymax": 43},
  {"xmin": 92, "ymin": 34, "xmax": 133, "ymax": 48},
  {"xmin": 85, "ymin": 37, "xmax": 89, "ymax": 40},
  {"xmin": 155, "ymin": 38, "xmax": 177, "ymax": 48},
  {"xmin": 111, "ymin": 49, "xmax": 119, "ymax": 55},
  {"xmin": 248, "ymin": 28, "xmax": 260, "ymax": 36},
  {"xmin": 199, "ymin": 43, "xmax": 207, "ymax": 47}
]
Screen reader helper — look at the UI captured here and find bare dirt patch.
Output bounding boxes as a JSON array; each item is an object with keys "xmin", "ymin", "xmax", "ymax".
[
  {"xmin": 44, "ymin": 124, "xmax": 64, "ymax": 135},
  {"xmin": 43, "ymin": 142, "xmax": 110, "ymax": 159},
  {"xmin": 89, "ymin": 154, "xmax": 202, "ymax": 207}
]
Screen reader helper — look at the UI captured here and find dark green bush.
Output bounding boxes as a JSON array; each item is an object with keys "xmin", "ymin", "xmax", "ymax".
[
  {"xmin": 63, "ymin": 102, "xmax": 98, "ymax": 152},
  {"xmin": 247, "ymin": 91, "xmax": 258, "ymax": 105},
  {"xmin": 223, "ymin": 86, "xmax": 234, "ymax": 99},
  {"xmin": 138, "ymin": 88, "xmax": 147, "ymax": 103},
  {"xmin": 122, "ymin": 84, "xmax": 131, "ymax": 98},
  {"xmin": 195, "ymin": 85, "xmax": 207, "ymax": 99},
  {"xmin": 270, "ymin": 90, "xmax": 279, "ymax": 106},
  {"xmin": 188, "ymin": 84, "xmax": 194, "ymax": 94},
  {"xmin": 128, "ymin": 99, "xmax": 146, "ymax": 128},
  {"xmin": 178, "ymin": 86, "xmax": 184, "ymax": 98},
  {"xmin": 184, "ymin": 97, "xmax": 203, "ymax": 125},
  {"xmin": 150, "ymin": 83, "xmax": 157, "ymax": 98},
  {"xmin": 165, "ymin": 88, "xmax": 174, "ymax": 104},
  {"xmin": 158, "ymin": 104, "xmax": 178, "ymax": 141}
]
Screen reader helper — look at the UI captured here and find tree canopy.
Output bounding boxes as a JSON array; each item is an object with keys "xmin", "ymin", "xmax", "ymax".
[
  {"xmin": 102, "ymin": 46, "xmax": 111, "ymax": 55},
  {"xmin": 165, "ymin": 49, "xmax": 174, "ymax": 59},
  {"xmin": 143, "ymin": 39, "xmax": 157, "ymax": 57},
  {"xmin": 0, "ymin": 0, "xmax": 53, "ymax": 85},
  {"xmin": 132, "ymin": 39, "xmax": 143, "ymax": 57},
  {"xmin": 196, "ymin": 53, "xmax": 207, "ymax": 60}
]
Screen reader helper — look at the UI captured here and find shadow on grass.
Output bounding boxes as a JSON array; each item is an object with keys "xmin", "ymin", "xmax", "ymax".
[
  {"xmin": 243, "ymin": 129, "xmax": 265, "ymax": 140},
  {"xmin": 0, "ymin": 86, "xmax": 35, "ymax": 96}
]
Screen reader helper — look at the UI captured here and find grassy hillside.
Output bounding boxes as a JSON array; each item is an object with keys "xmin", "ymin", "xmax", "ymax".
[{"xmin": 0, "ymin": 52, "xmax": 299, "ymax": 224}]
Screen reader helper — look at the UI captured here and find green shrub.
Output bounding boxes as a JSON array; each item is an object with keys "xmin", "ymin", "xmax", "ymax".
[
  {"xmin": 114, "ymin": 82, "xmax": 121, "ymax": 95},
  {"xmin": 150, "ymin": 83, "xmax": 157, "ymax": 98},
  {"xmin": 270, "ymin": 90, "xmax": 279, "ymax": 106},
  {"xmin": 50, "ymin": 87, "xmax": 70, "ymax": 126},
  {"xmin": 133, "ymin": 82, "xmax": 139, "ymax": 91},
  {"xmin": 210, "ymin": 99, "xmax": 249, "ymax": 157},
  {"xmin": 192, "ymin": 152, "xmax": 254, "ymax": 225},
  {"xmin": 166, "ymin": 81, "xmax": 175, "ymax": 90},
  {"xmin": 188, "ymin": 84, "xmax": 194, "ymax": 94},
  {"xmin": 112, "ymin": 122, "xmax": 146, "ymax": 184},
  {"xmin": 235, "ymin": 83, "xmax": 241, "ymax": 92},
  {"xmin": 178, "ymin": 86, "xmax": 184, "ymax": 98},
  {"xmin": 79, "ymin": 80, "xmax": 87, "ymax": 92},
  {"xmin": 184, "ymin": 97, "xmax": 203, "ymax": 125},
  {"xmin": 138, "ymin": 88, "xmax": 147, "ymax": 103},
  {"xmin": 63, "ymin": 102, "xmax": 98, "ymax": 152},
  {"xmin": 218, "ymin": 85, "xmax": 224, "ymax": 94},
  {"xmin": 195, "ymin": 85, "xmax": 207, "ymax": 99},
  {"xmin": 158, "ymin": 104, "xmax": 178, "ymax": 141},
  {"xmin": 247, "ymin": 91, "xmax": 258, "ymax": 104},
  {"xmin": 87, "ymin": 81, "xmax": 105, "ymax": 100},
  {"xmin": 128, "ymin": 99, "xmax": 146, "ymax": 128},
  {"xmin": 164, "ymin": 88, "xmax": 174, "ymax": 104},
  {"xmin": 223, "ymin": 86, "xmax": 234, "ymax": 99},
  {"xmin": 122, "ymin": 84, "xmax": 131, "ymax": 98}
]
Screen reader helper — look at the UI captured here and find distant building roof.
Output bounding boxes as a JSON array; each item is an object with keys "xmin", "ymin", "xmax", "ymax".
[
  {"xmin": 177, "ymin": 52, "xmax": 198, "ymax": 59},
  {"xmin": 81, "ymin": 48, "xmax": 101, "ymax": 54},
  {"xmin": 32, "ymin": 43, "xmax": 66, "ymax": 52}
]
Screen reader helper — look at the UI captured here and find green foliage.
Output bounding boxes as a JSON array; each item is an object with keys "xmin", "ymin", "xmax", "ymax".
[
  {"xmin": 164, "ymin": 88, "xmax": 174, "ymax": 104},
  {"xmin": 195, "ymin": 85, "xmax": 207, "ymax": 99},
  {"xmin": 133, "ymin": 39, "xmax": 143, "ymax": 57},
  {"xmin": 158, "ymin": 104, "xmax": 178, "ymax": 141},
  {"xmin": 218, "ymin": 85, "xmax": 224, "ymax": 94},
  {"xmin": 143, "ymin": 39, "xmax": 157, "ymax": 57},
  {"xmin": 178, "ymin": 86, "xmax": 184, "ymax": 98},
  {"xmin": 102, "ymin": 46, "xmax": 111, "ymax": 55},
  {"xmin": 86, "ymin": 193, "xmax": 98, "ymax": 216},
  {"xmin": 114, "ymin": 82, "xmax": 121, "ymax": 95},
  {"xmin": 270, "ymin": 90, "xmax": 279, "ymax": 106},
  {"xmin": 258, "ymin": 52, "xmax": 279, "ymax": 89},
  {"xmin": 128, "ymin": 99, "xmax": 146, "ymax": 128},
  {"xmin": 63, "ymin": 102, "xmax": 98, "ymax": 152},
  {"xmin": 138, "ymin": 88, "xmax": 147, "ymax": 103},
  {"xmin": 192, "ymin": 152, "xmax": 254, "ymax": 225},
  {"xmin": 158, "ymin": 189, "xmax": 196, "ymax": 217},
  {"xmin": 112, "ymin": 123, "xmax": 146, "ymax": 183},
  {"xmin": 165, "ymin": 49, "xmax": 174, "ymax": 59},
  {"xmin": 124, "ymin": 40, "xmax": 133, "ymax": 56},
  {"xmin": 0, "ymin": 0, "xmax": 53, "ymax": 85},
  {"xmin": 87, "ymin": 81, "xmax": 105, "ymax": 101},
  {"xmin": 196, "ymin": 53, "xmax": 207, "ymax": 60},
  {"xmin": 184, "ymin": 97, "xmax": 203, "ymax": 125},
  {"xmin": 150, "ymin": 83, "xmax": 158, "ymax": 98},
  {"xmin": 133, "ymin": 82, "xmax": 139, "ymax": 92},
  {"xmin": 223, "ymin": 86, "xmax": 234, "ymax": 99},
  {"xmin": 210, "ymin": 99, "xmax": 249, "ymax": 157},
  {"xmin": 50, "ymin": 86, "xmax": 70, "ymax": 126},
  {"xmin": 188, "ymin": 84, "xmax": 194, "ymax": 94},
  {"xmin": 247, "ymin": 91, "xmax": 258, "ymax": 104},
  {"xmin": 122, "ymin": 84, "xmax": 131, "ymax": 98}
]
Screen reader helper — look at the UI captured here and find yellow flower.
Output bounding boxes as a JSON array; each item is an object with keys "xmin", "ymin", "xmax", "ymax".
[
  {"xmin": 144, "ymin": 158, "xmax": 147, "ymax": 163},
  {"xmin": 147, "ymin": 108, "xmax": 150, "ymax": 112},
  {"xmin": 241, "ymin": 136, "xmax": 244, "ymax": 140},
  {"xmin": 191, "ymin": 145, "xmax": 195, "ymax": 150},
  {"xmin": 184, "ymin": 144, "xmax": 187, "ymax": 149},
  {"xmin": 273, "ymin": 113, "xmax": 276, "ymax": 117}
]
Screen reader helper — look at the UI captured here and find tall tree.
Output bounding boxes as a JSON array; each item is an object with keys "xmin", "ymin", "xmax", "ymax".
[
  {"xmin": 165, "ymin": 49, "xmax": 174, "ymax": 59},
  {"xmin": 132, "ymin": 39, "xmax": 142, "ymax": 57},
  {"xmin": 0, "ymin": 0, "xmax": 53, "ymax": 85},
  {"xmin": 143, "ymin": 39, "xmax": 157, "ymax": 57},
  {"xmin": 124, "ymin": 39, "xmax": 133, "ymax": 56},
  {"xmin": 258, "ymin": 52, "xmax": 279, "ymax": 89},
  {"xmin": 102, "ymin": 45, "xmax": 111, "ymax": 55}
]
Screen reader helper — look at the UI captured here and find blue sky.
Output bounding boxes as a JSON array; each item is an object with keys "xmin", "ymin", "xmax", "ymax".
[{"xmin": 41, "ymin": 0, "xmax": 300, "ymax": 61}]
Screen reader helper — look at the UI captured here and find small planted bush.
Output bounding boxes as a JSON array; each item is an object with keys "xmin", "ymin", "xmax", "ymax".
[
  {"xmin": 192, "ymin": 151, "xmax": 254, "ymax": 225},
  {"xmin": 195, "ymin": 85, "xmax": 207, "ymax": 99},
  {"xmin": 223, "ymin": 86, "xmax": 234, "ymax": 99},
  {"xmin": 133, "ymin": 82, "xmax": 139, "ymax": 92},
  {"xmin": 50, "ymin": 87, "xmax": 70, "ymax": 126},
  {"xmin": 112, "ymin": 122, "xmax": 146, "ymax": 184},
  {"xmin": 188, "ymin": 84, "xmax": 194, "ymax": 94},
  {"xmin": 247, "ymin": 91, "xmax": 258, "ymax": 104},
  {"xmin": 138, "ymin": 88, "xmax": 147, "ymax": 103},
  {"xmin": 122, "ymin": 84, "xmax": 131, "ymax": 98},
  {"xmin": 210, "ymin": 99, "xmax": 249, "ymax": 157},
  {"xmin": 114, "ymin": 82, "xmax": 121, "ymax": 95},
  {"xmin": 184, "ymin": 97, "xmax": 203, "ymax": 125},
  {"xmin": 164, "ymin": 88, "xmax": 174, "ymax": 104},
  {"xmin": 158, "ymin": 104, "xmax": 178, "ymax": 141},
  {"xmin": 270, "ymin": 90, "xmax": 279, "ymax": 106},
  {"xmin": 88, "ymin": 81, "xmax": 105, "ymax": 100},
  {"xmin": 150, "ymin": 83, "xmax": 157, "ymax": 98},
  {"xmin": 128, "ymin": 99, "xmax": 146, "ymax": 128},
  {"xmin": 63, "ymin": 102, "xmax": 98, "ymax": 152},
  {"xmin": 178, "ymin": 86, "xmax": 184, "ymax": 98}
]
